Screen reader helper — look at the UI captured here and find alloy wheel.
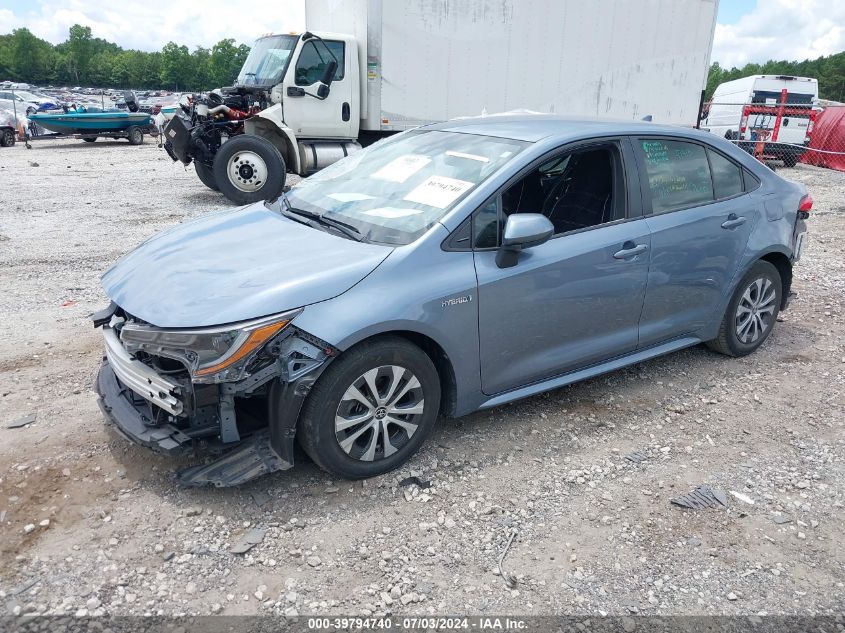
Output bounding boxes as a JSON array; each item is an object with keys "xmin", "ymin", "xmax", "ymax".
[
  {"xmin": 334, "ymin": 365, "xmax": 425, "ymax": 462},
  {"xmin": 735, "ymin": 277, "xmax": 777, "ymax": 344}
]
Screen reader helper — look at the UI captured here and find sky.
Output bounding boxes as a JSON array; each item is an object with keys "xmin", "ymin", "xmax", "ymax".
[{"xmin": 0, "ymin": 0, "xmax": 843, "ymax": 68}]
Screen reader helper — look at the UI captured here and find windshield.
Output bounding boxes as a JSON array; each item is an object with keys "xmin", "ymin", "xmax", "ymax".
[
  {"xmin": 286, "ymin": 130, "xmax": 528, "ymax": 245},
  {"xmin": 236, "ymin": 35, "xmax": 298, "ymax": 86}
]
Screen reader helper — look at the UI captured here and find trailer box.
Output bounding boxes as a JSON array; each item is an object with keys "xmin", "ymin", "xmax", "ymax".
[{"xmin": 306, "ymin": 0, "xmax": 719, "ymax": 130}]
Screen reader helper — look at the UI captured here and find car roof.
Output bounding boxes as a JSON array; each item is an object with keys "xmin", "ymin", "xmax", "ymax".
[{"xmin": 423, "ymin": 113, "xmax": 704, "ymax": 143}]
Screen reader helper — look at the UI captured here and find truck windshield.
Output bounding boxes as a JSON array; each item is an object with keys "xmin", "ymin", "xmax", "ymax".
[
  {"xmin": 285, "ymin": 130, "xmax": 528, "ymax": 245},
  {"xmin": 236, "ymin": 35, "xmax": 298, "ymax": 86}
]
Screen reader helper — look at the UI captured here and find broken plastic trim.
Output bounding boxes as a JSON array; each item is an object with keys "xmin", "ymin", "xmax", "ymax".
[
  {"xmin": 175, "ymin": 327, "xmax": 337, "ymax": 487},
  {"xmin": 176, "ymin": 431, "xmax": 291, "ymax": 487},
  {"xmin": 670, "ymin": 485, "xmax": 728, "ymax": 510}
]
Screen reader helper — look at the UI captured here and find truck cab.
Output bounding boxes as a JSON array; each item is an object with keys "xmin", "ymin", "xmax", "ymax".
[{"xmin": 237, "ymin": 32, "xmax": 363, "ymax": 178}]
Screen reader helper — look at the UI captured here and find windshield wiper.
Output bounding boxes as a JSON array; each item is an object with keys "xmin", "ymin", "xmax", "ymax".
[{"xmin": 278, "ymin": 194, "xmax": 365, "ymax": 242}]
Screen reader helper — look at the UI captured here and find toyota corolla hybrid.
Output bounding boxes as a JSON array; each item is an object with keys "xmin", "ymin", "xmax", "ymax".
[{"xmin": 93, "ymin": 115, "xmax": 810, "ymax": 485}]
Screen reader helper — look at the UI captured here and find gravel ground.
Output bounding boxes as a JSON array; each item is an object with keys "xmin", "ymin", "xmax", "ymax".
[{"xmin": 0, "ymin": 138, "xmax": 843, "ymax": 618}]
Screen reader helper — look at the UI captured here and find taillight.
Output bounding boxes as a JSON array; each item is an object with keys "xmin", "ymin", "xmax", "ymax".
[
  {"xmin": 739, "ymin": 111, "xmax": 748, "ymax": 134},
  {"xmin": 798, "ymin": 194, "xmax": 812, "ymax": 219}
]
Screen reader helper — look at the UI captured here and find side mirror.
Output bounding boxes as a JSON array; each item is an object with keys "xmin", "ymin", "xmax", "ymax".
[
  {"xmin": 320, "ymin": 60, "xmax": 338, "ymax": 87},
  {"xmin": 496, "ymin": 213, "xmax": 554, "ymax": 268},
  {"xmin": 316, "ymin": 60, "xmax": 338, "ymax": 98}
]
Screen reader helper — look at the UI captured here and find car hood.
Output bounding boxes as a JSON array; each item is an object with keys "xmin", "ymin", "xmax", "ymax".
[{"xmin": 101, "ymin": 203, "xmax": 393, "ymax": 327}]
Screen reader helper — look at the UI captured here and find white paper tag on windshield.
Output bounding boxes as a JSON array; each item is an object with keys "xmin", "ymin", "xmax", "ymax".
[
  {"xmin": 403, "ymin": 176, "xmax": 473, "ymax": 209},
  {"xmin": 371, "ymin": 154, "xmax": 431, "ymax": 183},
  {"xmin": 363, "ymin": 207, "xmax": 425, "ymax": 219},
  {"xmin": 327, "ymin": 192, "xmax": 375, "ymax": 202}
]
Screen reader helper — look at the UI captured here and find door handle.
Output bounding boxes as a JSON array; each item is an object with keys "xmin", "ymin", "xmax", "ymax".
[
  {"xmin": 286, "ymin": 86, "xmax": 305, "ymax": 97},
  {"xmin": 721, "ymin": 213, "xmax": 747, "ymax": 229},
  {"xmin": 613, "ymin": 243, "xmax": 648, "ymax": 259}
]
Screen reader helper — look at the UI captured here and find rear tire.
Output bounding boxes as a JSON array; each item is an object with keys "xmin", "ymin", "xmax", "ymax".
[
  {"xmin": 127, "ymin": 126, "xmax": 143, "ymax": 145},
  {"xmin": 212, "ymin": 135, "xmax": 285, "ymax": 204},
  {"xmin": 0, "ymin": 128, "xmax": 15, "ymax": 147},
  {"xmin": 297, "ymin": 336, "xmax": 441, "ymax": 479},
  {"xmin": 707, "ymin": 261, "xmax": 782, "ymax": 357},
  {"xmin": 83, "ymin": 137, "xmax": 97, "ymax": 143},
  {"xmin": 782, "ymin": 152, "xmax": 799, "ymax": 168},
  {"xmin": 194, "ymin": 161, "xmax": 219, "ymax": 191}
]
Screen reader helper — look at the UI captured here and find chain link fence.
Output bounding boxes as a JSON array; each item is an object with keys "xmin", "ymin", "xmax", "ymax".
[{"xmin": 699, "ymin": 96, "xmax": 845, "ymax": 172}]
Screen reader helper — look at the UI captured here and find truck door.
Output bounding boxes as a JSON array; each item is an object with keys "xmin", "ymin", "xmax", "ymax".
[{"xmin": 281, "ymin": 37, "xmax": 355, "ymax": 139}]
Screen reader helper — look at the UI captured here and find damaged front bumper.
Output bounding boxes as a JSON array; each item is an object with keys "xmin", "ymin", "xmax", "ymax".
[
  {"xmin": 96, "ymin": 359, "xmax": 193, "ymax": 454},
  {"xmin": 93, "ymin": 312, "xmax": 336, "ymax": 486}
]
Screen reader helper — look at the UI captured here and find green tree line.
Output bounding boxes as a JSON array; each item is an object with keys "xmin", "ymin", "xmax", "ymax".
[
  {"xmin": 0, "ymin": 25, "xmax": 250, "ymax": 91},
  {"xmin": 706, "ymin": 51, "xmax": 845, "ymax": 102}
]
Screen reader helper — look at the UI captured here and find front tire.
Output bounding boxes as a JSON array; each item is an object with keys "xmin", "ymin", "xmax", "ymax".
[
  {"xmin": 194, "ymin": 161, "xmax": 219, "ymax": 191},
  {"xmin": 297, "ymin": 337, "xmax": 441, "ymax": 479},
  {"xmin": 83, "ymin": 137, "xmax": 97, "ymax": 143},
  {"xmin": 212, "ymin": 135, "xmax": 285, "ymax": 204},
  {"xmin": 707, "ymin": 261, "xmax": 782, "ymax": 357}
]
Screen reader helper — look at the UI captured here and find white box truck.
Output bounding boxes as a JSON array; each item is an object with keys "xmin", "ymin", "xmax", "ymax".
[
  {"xmin": 163, "ymin": 0, "xmax": 719, "ymax": 203},
  {"xmin": 702, "ymin": 74, "xmax": 819, "ymax": 166}
]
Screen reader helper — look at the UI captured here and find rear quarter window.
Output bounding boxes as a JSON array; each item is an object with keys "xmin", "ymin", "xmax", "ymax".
[
  {"xmin": 638, "ymin": 139, "xmax": 714, "ymax": 214},
  {"xmin": 707, "ymin": 149, "xmax": 743, "ymax": 199},
  {"xmin": 743, "ymin": 168, "xmax": 761, "ymax": 192}
]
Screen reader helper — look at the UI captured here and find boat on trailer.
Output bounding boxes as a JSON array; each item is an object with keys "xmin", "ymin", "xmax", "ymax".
[
  {"xmin": 28, "ymin": 111, "xmax": 152, "ymax": 134},
  {"xmin": 25, "ymin": 111, "xmax": 154, "ymax": 146}
]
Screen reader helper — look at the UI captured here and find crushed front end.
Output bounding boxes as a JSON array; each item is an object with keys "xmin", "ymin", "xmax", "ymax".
[{"xmin": 92, "ymin": 303, "xmax": 336, "ymax": 486}]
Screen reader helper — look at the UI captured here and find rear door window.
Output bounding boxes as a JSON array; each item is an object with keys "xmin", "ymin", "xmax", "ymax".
[
  {"xmin": 638, "ymin": 139, "xmax": 714, "ymax": 214},
  {"xmin": 707, "ymin": 149, "xmax": 743, "ymax": 200},
  {"xmin": 752, "ymin": 90, "xmax": 813, "ymax": 105}
]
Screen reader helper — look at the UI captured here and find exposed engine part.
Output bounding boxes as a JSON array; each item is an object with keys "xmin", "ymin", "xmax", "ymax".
[
  {"xmin": 205, "ymin": 104, "xmax": 254, "ymax": 120},
  {"xmin": 298, "ymin": 140, "xmax": 362, "ymax": 175},
  {"xmin": 162, "ymin": 87, "xmax": 266, "ymax": 167}
]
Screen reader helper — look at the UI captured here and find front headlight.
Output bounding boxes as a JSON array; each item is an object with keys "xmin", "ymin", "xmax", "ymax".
[{"xmin": 119, "ymin": 309, "xmax": 301, "ymax": 384}]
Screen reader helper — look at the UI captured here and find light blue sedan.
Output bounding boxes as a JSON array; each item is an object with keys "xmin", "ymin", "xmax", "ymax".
[{"xmin": 94, "ymin": 115, "xmax": 811, "ymax": 485}]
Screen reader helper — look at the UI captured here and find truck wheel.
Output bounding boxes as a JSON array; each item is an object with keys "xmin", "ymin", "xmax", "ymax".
[
  {"xmin": 782, "ymin": 152, "xmax": 799, "ymax": 168},
  {"xmin": 212, "ymin": 135, "xmax": 285, "ymax": 204},
  {"xmin": 0, "ymin": 128, "xmax": 15, "ymax": 147},
  {"xmin": 127, "ymin": 126, "xmax": 143, "ymax": 145},
  {"xmin": 83, "ymin": 137, "xmax": 97, "ymax": 143},
  {"xmin": 297, "ymin": 336, "xmax": 441, "ymax": 479},
  {"xmin": 707, "ymin": 261, "xmax": 782, "ymax": 357},
  {"xmin": 194, "ymin": 161, "xmax": 219, "ymax": 191}
]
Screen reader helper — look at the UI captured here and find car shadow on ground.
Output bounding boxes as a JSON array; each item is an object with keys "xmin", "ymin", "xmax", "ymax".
[{"xmin": 101, "ymin": 340, "xmax": 744, "ymax": 524}]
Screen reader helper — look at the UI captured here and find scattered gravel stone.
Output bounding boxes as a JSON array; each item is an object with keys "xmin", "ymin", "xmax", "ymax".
[{"xmin": 0, "ymin": 153, "xmax": 842, "ymax": 618}]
